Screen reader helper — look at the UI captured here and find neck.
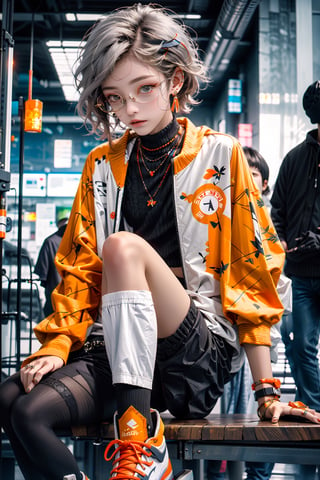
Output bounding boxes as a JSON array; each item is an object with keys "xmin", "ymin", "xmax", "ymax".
[
  {"xmin": 317, "ymin": 124, "xmax": 320, "ymax": 143},
  {"xmin": 139, "ymin": 117, "xmax": 180, "ymax": 151}
]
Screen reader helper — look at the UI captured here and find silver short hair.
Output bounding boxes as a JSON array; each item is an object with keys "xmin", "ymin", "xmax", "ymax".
[{"xmin": 74, "ymin": 3, "xmax": 209, "ymax": 141}]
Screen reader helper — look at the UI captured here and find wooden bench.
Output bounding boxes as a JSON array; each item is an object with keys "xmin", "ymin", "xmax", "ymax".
[{"xmin": 71, "ymin": 413, "xmax": 320, "ymax": 480}]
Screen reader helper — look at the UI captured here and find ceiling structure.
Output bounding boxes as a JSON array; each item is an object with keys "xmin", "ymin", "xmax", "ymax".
[{"xmin": 8, "ymin": 0, "xmax": 261, "ymax": 116}]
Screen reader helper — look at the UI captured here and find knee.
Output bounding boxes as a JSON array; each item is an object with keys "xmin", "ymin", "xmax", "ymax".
[
  {"xmin": 0, "ymin": 377, "xmax": 21, "ymax": 426},
  {"xmin": 11, "ymin": 396, "xmax": 38, "ymax": 433},
  {"xmin": 102, "ymin": 232, "xmax": 142, "ymax": 270},
  {"xmin": 0, "ymin": 385, "xmax": 10, "ymax": 414},
  {"xmin": 0, "ymin": 387, "xmax": 11, "ymax": 426}
]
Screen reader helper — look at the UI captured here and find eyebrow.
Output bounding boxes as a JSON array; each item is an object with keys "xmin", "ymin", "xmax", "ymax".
[{"xmin": 102, "ymin": 76, "xmax": 160, "ymax": 92}]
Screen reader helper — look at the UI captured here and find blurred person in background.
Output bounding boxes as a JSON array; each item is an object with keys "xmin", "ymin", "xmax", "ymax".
[
  {"xmin": 34, "ymin": 208, "xmax": 69, "ymax": 316},
  {"xmin": 208, "ymin": 147, "xmax": 291, "ymax": 480},
  {"xmin": 271, "ymin": 80, "xmax": 320, "ymax": 480}
]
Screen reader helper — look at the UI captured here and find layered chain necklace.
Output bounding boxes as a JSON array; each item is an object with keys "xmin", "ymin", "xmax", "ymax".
[{"xmin": 136, "ymin": 130, "xmax": 182, "ymax": 207}]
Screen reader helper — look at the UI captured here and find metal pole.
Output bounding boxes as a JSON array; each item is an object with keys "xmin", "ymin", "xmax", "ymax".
[
  {"xmin": 16, "ymin": 97, "xmax": 25, "ymax": 369},
  {"xmin": 0, "ymin": 0, "xmax": 15, "ymax": 472}
]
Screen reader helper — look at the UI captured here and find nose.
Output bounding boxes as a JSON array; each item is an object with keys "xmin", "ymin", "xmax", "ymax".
[{"xmin": 125, "ymin": 95, "xmax": 139, "ymax": 115}]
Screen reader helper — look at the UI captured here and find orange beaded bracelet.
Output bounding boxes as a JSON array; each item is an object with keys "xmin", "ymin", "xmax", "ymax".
[{"xmin": 251, "ymin": 378, "xmax": 281, "ymax": 391}]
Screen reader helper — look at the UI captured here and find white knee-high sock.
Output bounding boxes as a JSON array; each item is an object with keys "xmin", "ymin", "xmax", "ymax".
[{"xmin": 102, "ymin": 290, "xmax": 157, "ymax": 389}]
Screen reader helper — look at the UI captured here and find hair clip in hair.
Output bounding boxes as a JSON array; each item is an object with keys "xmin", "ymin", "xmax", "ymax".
[
  {"xmin": 159, "ymin": 37, "xmax": 181, "ymax": 54},
  {"xmin": 159, "ymin": 34, "xmax": 190, "ymax": 59}
]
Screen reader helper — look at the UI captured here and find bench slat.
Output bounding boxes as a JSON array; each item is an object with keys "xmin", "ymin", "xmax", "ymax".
[{"xmin": 71, "ymin": 413, "xmax": 320, "ymax": 443}]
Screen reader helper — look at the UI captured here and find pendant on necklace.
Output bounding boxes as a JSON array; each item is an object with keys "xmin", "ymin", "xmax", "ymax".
[
  {"xmin": 149, "ymin": 171, "xmax": 155, "ymax": 176},
  {"xmin": 147, "ymin": 199, "xmax": 157, "ymax": 207}
]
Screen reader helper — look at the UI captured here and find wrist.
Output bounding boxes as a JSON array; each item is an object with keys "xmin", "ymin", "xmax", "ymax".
[
  {"xmin": 254, "ymin": 386, "xmax": 281, "ymax": 402},
  {"xmin": 257, "ymin": 395, "xmax": 280, "ymax": 408},
  {"xmin": 252, "ymin": 378, "xmax": 281, "ymax": 403}
]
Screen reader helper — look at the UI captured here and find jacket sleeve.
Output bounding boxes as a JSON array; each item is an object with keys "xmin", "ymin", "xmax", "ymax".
[
  {"xmin": 23, "ymin": 153, "xmax": 102, "ymax": 366},
  {"xmin": 220, "ymin": 141, "xmax": 285, "ymax": 346},
  {"xmin": 34, "ymin": 239, "xmax": 51, "ymax": 285},
  {"xmin": 270, "ymin": 155, "xmax": 288, "ymax": 242}
]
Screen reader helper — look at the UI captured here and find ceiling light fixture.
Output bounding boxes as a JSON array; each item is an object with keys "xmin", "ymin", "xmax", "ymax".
[
  {"xmin": 47, "ymin": 41, "xmax": 80, "ymax": 102},
  {"xmin": 173, "ymin": 14, "xmax": 201, "ymax": 19},
  {"xmin": 65, "ymin": 13, "xmax": 105, "ymax": 22}
]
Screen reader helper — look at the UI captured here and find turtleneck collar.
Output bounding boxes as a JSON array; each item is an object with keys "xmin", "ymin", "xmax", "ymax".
[{"xmin": 139, "ymin": 116, "xmax": 180, "ymax": 150}]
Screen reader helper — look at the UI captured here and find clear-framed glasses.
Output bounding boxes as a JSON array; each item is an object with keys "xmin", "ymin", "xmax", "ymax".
[{"xmin": 95, "ymin": 81, "xmax": 166, "ymax": 114}]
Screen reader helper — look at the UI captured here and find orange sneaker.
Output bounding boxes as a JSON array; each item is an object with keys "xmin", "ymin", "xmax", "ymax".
[{"xmin": 104, "ymin": 406, "xmax": 173, "ymax": 480}]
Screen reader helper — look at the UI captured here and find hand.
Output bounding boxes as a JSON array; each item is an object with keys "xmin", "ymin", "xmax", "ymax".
[
  {"xmin": 280, "ymin": 240, "xmax": 288, "ymax": 252},
  {"xmin": 259, "ymin": 399, "xmax": 320, "ymax": 424},
  {"xmin": 20, "ymin": 356, "xmax": 64, "ymax": 393},
  {"xmin": 287, "ymin": 230, "xmax": 320, "ymax": 258}
]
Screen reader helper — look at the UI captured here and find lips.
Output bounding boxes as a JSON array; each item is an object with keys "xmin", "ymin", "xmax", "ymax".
[{"xmin": 130, "ymin": 120, "xmax": 146, "ymax": 127}]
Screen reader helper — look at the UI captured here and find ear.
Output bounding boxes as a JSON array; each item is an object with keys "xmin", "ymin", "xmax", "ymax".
[
  {"xmin": 170, "ymin": 67, "xmax": 185, "ymax": 95},
  {"xmin": 262, "ymin": 179, "xmax": 269, "ymax": 194}
]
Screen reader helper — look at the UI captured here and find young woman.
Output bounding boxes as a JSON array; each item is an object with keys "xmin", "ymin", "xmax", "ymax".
[{"xmin": 1, "ymin": 4, "xmax": 319, "ymax": 480}]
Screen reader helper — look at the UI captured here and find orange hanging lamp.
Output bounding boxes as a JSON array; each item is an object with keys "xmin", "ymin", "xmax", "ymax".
[{"xmin": 24, "ymin": 16, "xmax": 43, "ymax": 133}]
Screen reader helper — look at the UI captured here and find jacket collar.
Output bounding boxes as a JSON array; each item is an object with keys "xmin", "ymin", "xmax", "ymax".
[{"xmin": 107, "ymin": 117, "xmax": 214, "ymax": 185}]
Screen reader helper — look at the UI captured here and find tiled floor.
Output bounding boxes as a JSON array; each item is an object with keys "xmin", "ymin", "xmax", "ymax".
[
  {"xmin": 252, "ymin": 463, "xmax": 297, "ymax": 479},
  {"xmin": 11, "ymin": 464, "xmax": 304, "ymax": 480},
  {"xmin": 14, "ymin": 461, "xmax": 317, "ymax": 480},
  {"xmin": 205, "ymin": 462, "xmax": 316, "ymax": 479}
]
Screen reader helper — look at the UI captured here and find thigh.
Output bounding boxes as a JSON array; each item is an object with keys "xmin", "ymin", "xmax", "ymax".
[
  {"xmin": 152, "ymin": 301, "xmax": 235, "ymax": 419},
  {"xmin": 40, "ymin": 345, "xmax": 116, "ymax": 425},
  {"xmin": 0, "ymin": 372, "xmax": 24, "ymax": 416},
  {"xmin": 10, "ymin": 346, "xmax": 116, "ymax": 429},
  {"xmin": 102, "ymin": 231, "xmax": 190, "ymax": 337}
]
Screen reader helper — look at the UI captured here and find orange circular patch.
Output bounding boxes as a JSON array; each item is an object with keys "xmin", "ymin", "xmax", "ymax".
[{"xmin": 191, "ymin": 184, "xmax": 226, "ymax": 224}]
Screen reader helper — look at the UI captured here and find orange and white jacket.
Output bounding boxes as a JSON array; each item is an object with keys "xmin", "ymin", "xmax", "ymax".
[{"xmin": 25, "ymin": 118, "xmax": 285, "ymax": 369}]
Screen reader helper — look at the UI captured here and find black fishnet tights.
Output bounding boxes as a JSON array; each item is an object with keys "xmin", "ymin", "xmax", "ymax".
[{"xmin": 0, "ymin": 370, "xmax": 109, "ymax": 480}]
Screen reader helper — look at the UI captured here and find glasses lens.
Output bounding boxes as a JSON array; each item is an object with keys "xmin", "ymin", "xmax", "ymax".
[
  {"xmin": 105, "ymin": 95, "xmax": 124, "ymax": 112},
  {"xmin": 135, "ymin": 82, "xmax": 163, "ymax": 104},
  {"xmin": 97, "ymin": 82, "xmax": 164, "ymax": 113},
  {"xmin": 95, "ymin": 96, "xmax": 112, "ymax": 113}
]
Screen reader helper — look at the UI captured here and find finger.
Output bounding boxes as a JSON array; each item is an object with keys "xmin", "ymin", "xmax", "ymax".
[
  {"xmin": 31, "ymin": 370, "xmax": 43, "ymax": 386},
  {"xmin": 22, "ymin": 363, "xmax": 43, "ymax": 392},
  {"xmin": 20, "ymin": 364, "xmax": 36, "ymax": 390},
  {"xmin": 23, "ymin": 364, "xmax": 36, "ymax": 374},
  {"xmin": 25, "ymin": 370, "xmax": 44, "ymax": 392},
  {"xmin": 264, "ymin": 403, "xmax": 281, "ymax": 423},
  {"xmin": 271, "ymin": 406, "xmax": 281, "ymax": 423},
  {"xmin": 26, "ymin": 381, "xmax": 36, "ymax": 393},
  {"xmin": 288, "ymin": 406, "xmax": 319, "ymax": 423}
]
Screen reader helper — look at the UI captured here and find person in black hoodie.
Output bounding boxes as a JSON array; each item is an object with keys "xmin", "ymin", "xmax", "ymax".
[
  {"xmin": 271, "ymin": 80, "xmax": 320, "ymax": 480},
  {"xmin": 34, "ymin": 209, "xmax": 69, "ymax": 316}
]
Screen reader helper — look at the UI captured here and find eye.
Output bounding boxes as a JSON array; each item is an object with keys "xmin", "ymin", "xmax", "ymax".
[
  {"xmin": 106, "ymin": 93, "xmax": 122, "ymax": 104},
  {"xmin": 138, "ymin": 84, "xmax": 158, "ymax": 95}
]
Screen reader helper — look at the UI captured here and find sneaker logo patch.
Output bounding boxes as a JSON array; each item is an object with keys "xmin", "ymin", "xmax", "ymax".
[
  {"xmin": 127, "ymin": 418, "xmax": 138, "ymax": 430},
  {"xmin": 118, "ymin": 405, "xmax": 148, "ymax": 442}
]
